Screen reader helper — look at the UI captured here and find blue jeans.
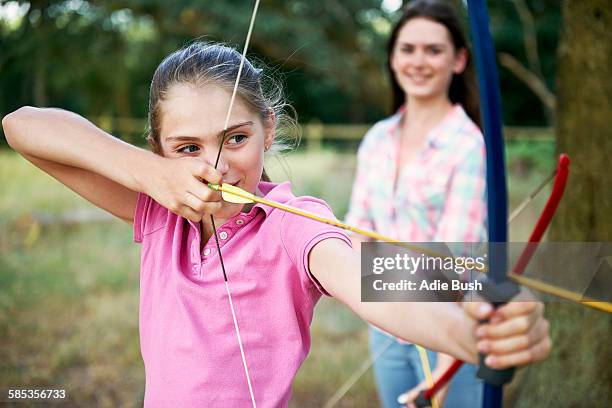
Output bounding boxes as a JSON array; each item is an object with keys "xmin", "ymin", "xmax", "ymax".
[{"xmin": 369, "ymin": 328, "xmax": 483, "ymax": 408}]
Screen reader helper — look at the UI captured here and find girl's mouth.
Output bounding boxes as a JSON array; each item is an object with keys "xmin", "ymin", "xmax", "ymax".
[{"xmin": 407, "ymin": 73, "xmax": 431, "ymax": 84}]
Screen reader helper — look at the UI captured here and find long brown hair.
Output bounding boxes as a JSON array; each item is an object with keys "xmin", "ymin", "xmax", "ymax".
[
  {"xmin": 387, "ymin": 0, "xmax": 481, "ymax": 128},
  {"xmin": 146, "ymin": 41, "xmax": 299, "ymax": 181}
]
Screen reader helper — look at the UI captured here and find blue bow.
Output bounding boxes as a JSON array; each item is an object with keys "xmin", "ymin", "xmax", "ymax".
[{"xmin": 467, "ymin": 1, "xmax": 508, "ymax": 407}]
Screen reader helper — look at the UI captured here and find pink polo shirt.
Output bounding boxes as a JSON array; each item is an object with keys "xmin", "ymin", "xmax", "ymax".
[{"xmin": 133, "ymin": 181, "xmax": 350, "ymax": 407}]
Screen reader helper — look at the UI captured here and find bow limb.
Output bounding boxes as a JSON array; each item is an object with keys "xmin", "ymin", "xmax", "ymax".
[
  {"xmin": 511, "ymin": 154, "xmax": 570, "ymax": 272},
  {"xmin": 414, "ymin": 153, "xmax": 572, "ymax": 407},
  {"xmin": 466, "ymin": 1, "xmax": 508, "ymax": 407},
  {"xmin": 320, "ymin": 155, "xmax": 577, "ymax": 406}
]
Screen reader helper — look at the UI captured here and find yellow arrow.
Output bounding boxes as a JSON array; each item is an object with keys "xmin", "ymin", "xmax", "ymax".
[
  {"xmin": 209, "ymin": 183, "xmax": 612, "ymax": 314},
  {"xmin": 209, "ymin": 182, "xmax": 449, "ymax": 258}
]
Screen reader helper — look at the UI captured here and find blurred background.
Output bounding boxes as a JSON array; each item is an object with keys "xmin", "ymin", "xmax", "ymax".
[{"xmin": 0, "ymin": 0, "xmax": 610, "ymax": 407}]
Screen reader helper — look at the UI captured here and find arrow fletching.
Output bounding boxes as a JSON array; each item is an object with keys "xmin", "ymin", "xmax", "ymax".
[{"xmin": 208, "ymin": 183, "xmax": 255, "ymax": 204}]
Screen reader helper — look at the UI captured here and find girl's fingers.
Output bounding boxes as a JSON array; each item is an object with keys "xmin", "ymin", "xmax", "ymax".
[
  {"xmin": 481, "ymin": 335, "xmax": 552, "ymax": 368},
  {"xmin": 180, "ymin": 206, "xmax": 203, "ymax": 223},
  {"xmin": 193, "ymin": 160, "xmax": 222, "ymax": 185},
  {"xmin": 475, "ymin": 303, "xmax": 544, "ymax": 339},
  {"xmin": 477, "ymin": 318, "xmax": 550, "ymax": 355},
  {"xmin": 476, "ymin": 315, "xmax": 531, "ymax": 339},
  {"xmin": 493, "ymin": 301, "xmax": 542, "ymax": 322},
  {"xmin": 184, "ymin": 192, "xmax": 207, "ymax": 214},
  {"xmin": 463, "ymin": 301, "xmax": 494, "ymax": 321},
  {"xmin": 190, "ymin": 180, "xmax": 222, "ymax": 204},
  {"xmin": 183, "ymin": 192, "xmax": 223, "ymax": 219}
]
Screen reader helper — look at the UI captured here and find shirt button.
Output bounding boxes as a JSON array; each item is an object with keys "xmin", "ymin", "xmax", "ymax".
[
  {"xmin": 236, "ymin": 219, "xmax": 244, "ymax": 225},
  {"xmin": 219, "ymin": 231, "xmax": 229, "ymax": 240},
  {"xmin": 203, "ymin": 248, "xmax": 211, "ymax": 256}
]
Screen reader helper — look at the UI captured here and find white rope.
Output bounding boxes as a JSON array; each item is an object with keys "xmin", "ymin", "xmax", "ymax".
[
  {"xmin": 223, "ymin": 0, "xmax": 261, "ymax": 132},
  {"xmin": 323, "ymin": 337, "xmax": 394, "ymax": 408},
  {"xmin": 225, "ymin": 281, "xmax": 257, "ymax": 407},
  {"xmin": 219, "ymin": 1, "xmax": 261, "ymax": 406}
]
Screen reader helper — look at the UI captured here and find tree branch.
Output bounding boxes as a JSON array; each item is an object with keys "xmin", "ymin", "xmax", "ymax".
[
  {"xmin": 512, "ymin": 0, "xmax": 544, "ymax": 79},
  {"xmin": 498, "ymin": 52, "xmax": 556, "ymax": 113}
]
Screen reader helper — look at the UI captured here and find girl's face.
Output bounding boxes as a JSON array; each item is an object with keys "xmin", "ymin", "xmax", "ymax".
[
  {"xmin": 390, "ymin": 17, "xmax": 467, "ymax": 102},
  {"xmin": 159, "ymin": 83, "xmax": 273, "ymax": 217}
]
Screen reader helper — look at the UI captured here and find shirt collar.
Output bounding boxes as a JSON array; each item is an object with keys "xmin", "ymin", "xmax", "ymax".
[
  {"xmin": 427, "ymin": 104, "xmax": 470, "ymax": 148},
  {"xmin": 249, "ymin": 181, "xmax": 295, "ymax": 217},
  {"xmin": 390, "ymin": 104, "xmax": 471, "ymax": 149}
]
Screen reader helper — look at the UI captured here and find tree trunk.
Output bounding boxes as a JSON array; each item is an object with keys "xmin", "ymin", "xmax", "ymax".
[{"xmin": 511, "ymin": 1, "xmax": 611, "ymax": 406}]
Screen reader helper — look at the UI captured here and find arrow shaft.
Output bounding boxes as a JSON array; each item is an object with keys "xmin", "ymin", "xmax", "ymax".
[
  {"xmin": 214, "ymin": 183, "xmax": 460, "ymax": 259},
  {"xmin": 508, "ymin": 274, "xmax": 612, "ymax": 313},
  {"xmin": 215, "ymin": 181, "xmax": 612, "ymax": 314}
]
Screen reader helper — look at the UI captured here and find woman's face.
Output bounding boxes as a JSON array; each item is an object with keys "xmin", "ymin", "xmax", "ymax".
[
  {"xmin": 158, "ymin": 82, "xmax": 273, "ymax": 217},
  {"xmin": 390, "ymin": 17, "xmax": 467, "ymax": 102}
]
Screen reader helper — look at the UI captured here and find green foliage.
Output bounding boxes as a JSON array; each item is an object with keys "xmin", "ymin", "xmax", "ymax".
[
  {"xmin": 490, "ymin": 0, "xmax": 561, "ymax": 125},
  {"xmin": 0, "ymin": 0, "xmax": 560, "ymax": 132},
  {"xmin": 506, "ymin": 138, "xmax": 555, "ymax": 174}
]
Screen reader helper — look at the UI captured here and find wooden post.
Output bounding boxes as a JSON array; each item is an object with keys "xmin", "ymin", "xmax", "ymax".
[{"xmin": 307, "ymin": 119, "xmax": 323, "ymax": 153}]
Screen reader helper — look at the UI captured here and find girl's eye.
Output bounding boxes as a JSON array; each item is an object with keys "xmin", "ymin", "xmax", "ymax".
[
  {"xmin": 226, "ymin": 134, "xmax": 248, "ymax": 145},
  {"xmin": 427, "ymin": 47, "xmax": 442, "ymax": 55},
  {"xmin": 401, "ymin": 45, "xmax": 414, "ymax": 53},
  {"xmin": 177, "ymin": 144, "xmax": 200, "ymax": 154}
]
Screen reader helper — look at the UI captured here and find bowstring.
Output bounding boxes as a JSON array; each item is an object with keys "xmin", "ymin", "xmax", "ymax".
[{"xmin": 211, "ymin": 1, "xmax": 261, "ymax": 406}]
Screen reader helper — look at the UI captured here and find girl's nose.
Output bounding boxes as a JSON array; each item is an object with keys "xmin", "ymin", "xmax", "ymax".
[
  {"xmin": 214, "ymin": 154, "xmax": 230, "ymax": 175},
  {"xmin": 203, "ymin": 150, "xmax": 230, "ymax": 175},
  {"xmin": 199, "ymin": 150, "xmax": 230, "ymax": 176}
]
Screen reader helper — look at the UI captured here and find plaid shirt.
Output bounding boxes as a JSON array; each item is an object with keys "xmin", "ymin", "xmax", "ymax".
[{"xmin": 346, "ymin": 105, "xmax": 487, "ymax": 243}]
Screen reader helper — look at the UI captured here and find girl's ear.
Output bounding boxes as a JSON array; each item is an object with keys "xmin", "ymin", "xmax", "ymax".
[
  {"xmin": 263, "ymin": 110, "xmax": 275, "ymax": 151},
  {"xmin": 453, "ymin": 48, "xmax": 468, "ymax": 74}
]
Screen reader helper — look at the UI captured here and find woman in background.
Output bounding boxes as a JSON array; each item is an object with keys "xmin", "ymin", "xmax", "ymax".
[{"xmin": 346, "ymin": 1, "xmax": 487, "ymax": 407}]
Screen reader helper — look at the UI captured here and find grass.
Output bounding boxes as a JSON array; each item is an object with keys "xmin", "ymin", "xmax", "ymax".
[{"xmin": 0, "ymin": 144, "xmax": 554, "ymax": 407}]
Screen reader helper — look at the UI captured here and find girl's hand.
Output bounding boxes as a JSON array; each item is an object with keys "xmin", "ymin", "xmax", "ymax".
[
  {"xmin": 464, "ymin": 301, "xmax": 551, "ymax": 369},
  {"xmin": 142, "ymin": 155, "xmax": 224, "ymax": 222},
  {"xmin": 399, "ymin": 301, "xmax": 550, "ymax": 407}
]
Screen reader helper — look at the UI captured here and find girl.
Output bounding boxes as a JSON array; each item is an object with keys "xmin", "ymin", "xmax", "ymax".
[
  {"xmin": 346, "ymin": 1, "xmax": 494, "ymax": 407},
  {"xmin": 2, "ymin": 41, "xmax": 550, "ymax": 407}
]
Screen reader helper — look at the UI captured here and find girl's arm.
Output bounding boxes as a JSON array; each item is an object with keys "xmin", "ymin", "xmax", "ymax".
[
  {"xmin": 308, "ymin": 238, "xmax": 551, "ymax": 367},
  {"xmin": 349, "ymin": 234, "xmax": 369, "ymax": 253},
  {"xmin": 2, "ymin": 107, "xmax": 222, "ymax": 222},
  {"xmin": 3, "ymin": 107, "xmax": 145, "ymax": 221}
]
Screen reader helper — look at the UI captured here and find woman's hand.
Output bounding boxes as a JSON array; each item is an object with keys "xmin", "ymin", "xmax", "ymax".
[
  {"xmin": 464, "ymin": 300, "xmax": 551, "ymax": 369},
  {"xmin": 141, "ymin": 155, "xmax": 225, "ymax": 222},
  {"xmin": 397, "ymin": 379, "xmax": 449, "ymax": 408},
  {"xmin": 397, "ymin": 352, "xmax": 453, "ymax": 408}
]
